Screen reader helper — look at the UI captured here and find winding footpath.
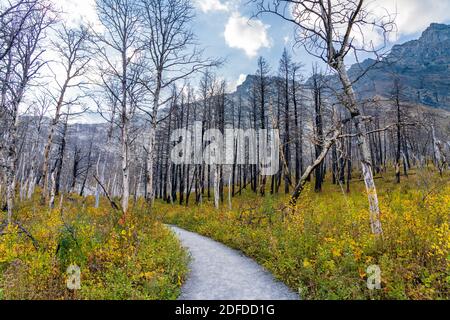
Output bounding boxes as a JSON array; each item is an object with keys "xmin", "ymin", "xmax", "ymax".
[{"xmin": 169, "ymin": 225, "xmax": 299, "ymax": 300}]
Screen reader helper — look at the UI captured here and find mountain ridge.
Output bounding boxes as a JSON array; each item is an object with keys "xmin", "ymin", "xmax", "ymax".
[
  {"xmin": 235, "ymin": 23, "xmax": 450, "ymax": 112},
  {"xmin": 340, "ymin": 23, "xmax": 450, "ymax": 110}
]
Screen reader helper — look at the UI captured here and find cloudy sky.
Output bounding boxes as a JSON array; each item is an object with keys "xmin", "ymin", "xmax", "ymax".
[{"xmin": 51, "ymin": 0, "xmax": 450, "ymax": 91}]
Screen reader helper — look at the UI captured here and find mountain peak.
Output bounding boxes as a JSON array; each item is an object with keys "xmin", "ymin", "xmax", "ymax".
[
  {"xmin": 235, "ymin": 74, "xmax": 256, "ymax": 95},
  {"xmin": 335, "ymin": 23, "xmax": 450, "ymax": 111},
  {"xmin": 236, "ymin": 23, "xmax": 450, "ymax": 111},
  {"xmin": 426, "ymin": 22, "xmax": 450, "ymax": 31},
  {"xmin": 420, "ymin": 23, "xmax": 450, "ymax": 42}
]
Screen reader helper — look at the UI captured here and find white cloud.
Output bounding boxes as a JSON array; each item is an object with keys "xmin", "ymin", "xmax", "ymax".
[
  {"xmin": 236, "ymin": 74, "xmax": 247, "ymax": 86},
  {"xmin": 224, "ymin": 12, "xmax": 272, "ymax": 57},
  {"xmin": 375, "ymin": 0, "xmax": 450, "ymax": 37},
  {"xmin": 50, "ymin": 0, "xmax": 102, "ymax": 29},
  {"xmin": 194, "ymin": 0, "xmax": 229, "ymax": 13},
  {"xmin": 228, "ymin": 73, "xmax": 247, "ymax": 91},
  {"xmin": 357, "ymin": 0, "xmax": 450, "ymax": 46},
  {"xmin": 289, "ymin": 0, "xmax": 450, "ymax": 50}
]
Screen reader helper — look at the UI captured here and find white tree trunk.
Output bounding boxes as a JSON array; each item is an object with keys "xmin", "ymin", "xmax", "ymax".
[
  {"xmin": 6, "ymin": 160, "xmax": 16, "ymax": 224},
  {"xmin": 5, "ymin": 83, "xmax": 24, "ymax": 224},
  {"xmin": 432, "ymin": 125, "xmax": 447, "ymax": 175},
  {"xmin": 167, "ymin": 162, "xmax": 173, "ymax": 205},
  {"xmin": 121, "ymin": 123, "xmax": 130, "ymax": 214},
  {"xmin": 336, "ymin": 61, "xmax": 383, "ymax": 235},
  {"xmin": 110, "ymin": 178, "xmax": 115, "ymax": 197},
  {"xmin": 18, "ymin": 156, "xmax": 26, "ymax": 201},
  {"xmin": 42, "ymin": 82, "xmax": 69, "ymax": 200},
  {"xmin": 214, "ymin": 164, "xmax": 220, "ymax": 210},
  {"xmin": 95, "ymin": 155, "xmax": 102, "ymax": 208},
  {"xmin": 146, "ymin": 77, "xmax": 162, "ymax": 207},
  {"xmin": 49, "ymin": 170, "xmax": 57, "ymax": 209},
  {"xmin": 228, "ymin": 169, "xmax": 232, "ymax": 210},
  {"xmin": 27, "ymin": 169, "xmax": 37, "ymax": 200},
  {"xmin": 146, "ymin": 125, "xmax": 156, "ymax": 205}
]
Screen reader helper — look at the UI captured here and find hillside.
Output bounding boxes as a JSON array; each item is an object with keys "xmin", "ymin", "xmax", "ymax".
[{"xmin": 345, "ymin": 23, "xmax": 450, "ymax": 111}]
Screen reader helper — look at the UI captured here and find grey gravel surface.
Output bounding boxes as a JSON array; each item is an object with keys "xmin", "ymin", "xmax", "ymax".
[{"xmin": 169, "ymin": 225, "xmax": 300, "ymax": 300}]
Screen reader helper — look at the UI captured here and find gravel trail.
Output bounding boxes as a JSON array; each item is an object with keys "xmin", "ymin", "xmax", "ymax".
[{"xmin": 169, "ymin": 225, "xmax": 300, "ymax": 300}]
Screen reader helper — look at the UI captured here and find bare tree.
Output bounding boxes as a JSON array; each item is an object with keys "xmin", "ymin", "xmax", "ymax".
[
  {"xmin": 432, "ymin": 125, "xmax": 448, "ymax": 177},
  {"xmin": 25, "ymin": 95, "xmax": 50, "ymax": 199},
  {"xmin": 213, "ymin": 80, "xmax": 226, "ymax": 209},
  {"xmin": 311, "ymin": 65, "xmax": 325, "ymax": 192},
  {"xmin": 0, "ymin": 0, "xmax": 54, "ymax": 223},
  {"xmin": 254, "ymin": 0, "xmax": 395, "ymax": 235},
  {"xmin": 291, "ymin": 62, "xmax": 304, "ymax": 184},
  {"xmin": 94, "ymin": 0, "xmax": 142, "ymax": 216},
  {"xmin": 391, "ymin": 77, "xmax": 404, "ymax": 183},
  {"xmin": 0, "ymin": 0, "xmax": 42, "ymax": 62},
  {"xmin": 41, "ymin": 23, "xmax": 91, "ymax": 203},
  {"xmin": 291, "ymin": 114, "xmax": 344, "ymax": 203},
  {"xmin": 255, "ymin": 57, "xmax": 270, "ymax": 196},
  {"xmin": 139, "ymin": 0, "xmax": 220, "ymax": 206},
  {"xmin": 279, "ymin": 49, "xmax": 292, "ymax": 194}
]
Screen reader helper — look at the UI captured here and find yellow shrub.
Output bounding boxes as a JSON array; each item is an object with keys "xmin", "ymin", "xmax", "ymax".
[
  {"xmin": 0, "ymin": 195, "xmax": 188, "ymax": 300},
  {"xmin": 163, "ymin": 170, "xmax": 450, "ymax": 300}
]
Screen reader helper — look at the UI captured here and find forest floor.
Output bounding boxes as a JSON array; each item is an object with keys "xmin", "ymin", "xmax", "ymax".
[
  {"xmin": 0, "ymin": 168, "xmax": 448, "ymax": 300},
  {"xmin": 0, "ymin": 194, "xmax": 188, "ymax": 300},
  {"xmin": 169, "ymin": 225, "xmax": 299, "ymax": 300},
  {"xmin": 160, "ymin": 168, "xmax": 450, "ymax": 300}
]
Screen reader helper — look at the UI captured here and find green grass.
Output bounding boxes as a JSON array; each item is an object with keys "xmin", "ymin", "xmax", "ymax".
[
  {"xmin": 160, "ymin": 169, "xmax": 450, "ymax": 300},
  {"xmin": 0, "ymin": 195, "xmax": 189, "ymax": 300}
]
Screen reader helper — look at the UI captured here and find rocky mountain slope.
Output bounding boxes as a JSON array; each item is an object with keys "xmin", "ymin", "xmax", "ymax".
[{"xmin": 345, "ymin": 23, "xmax": 450, "ymax": 110}]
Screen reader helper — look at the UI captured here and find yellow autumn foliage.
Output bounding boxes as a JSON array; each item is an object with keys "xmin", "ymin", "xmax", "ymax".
[
  {"xmin": 161, "ymin": 169, "xmax": 449, "ymax": 300},
  {"xmin": 0, "ymin": 195, "xmax": 188, "ymax": 300}
]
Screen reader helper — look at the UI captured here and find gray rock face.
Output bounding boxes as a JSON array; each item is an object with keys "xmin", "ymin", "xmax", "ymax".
[
  {"xmin": 235, "ymin": 24, "xmax": 450, "ymax": 111},
  {"xmin": 169, "ymin": 226, "xmax": 300, "ymax": 301},
  {"xmin": 347, "ymin": 23, "xmax": 450, "ymax": 110}
]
